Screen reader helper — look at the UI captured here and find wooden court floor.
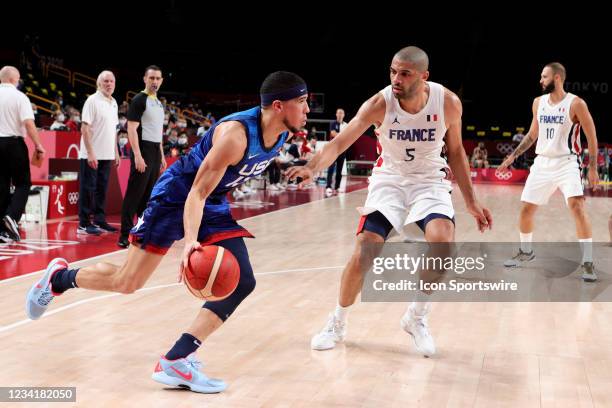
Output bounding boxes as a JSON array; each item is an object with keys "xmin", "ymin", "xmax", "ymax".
[{"xmin": 1, "ymin": 184, "xmax": 611, "ymax": 407}]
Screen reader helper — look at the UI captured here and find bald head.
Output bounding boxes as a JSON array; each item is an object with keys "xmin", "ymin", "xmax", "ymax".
[
  {"xmin": 393, "ymin": 46, "xmax": 429, "ymax": 72},
  {"xmin": 0, "ymin": 66, "xmax": 20, "ymax": 85}
]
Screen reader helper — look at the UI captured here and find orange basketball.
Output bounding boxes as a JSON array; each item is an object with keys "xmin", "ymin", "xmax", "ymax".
[{"xmin": 183, "ymin": 245, "xmax": 240, "ymax": 301}]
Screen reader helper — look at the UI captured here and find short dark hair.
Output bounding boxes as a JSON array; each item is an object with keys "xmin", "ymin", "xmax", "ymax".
[
  {"xmin": 260, "ymin": 71, "xmax": 306, "ymax": 107},
  {"xmin": 545, "ymin": 62, "xmax": 566, "ymax": 81},
  {"xmin": 144, "ymin": 65, "xmax": 162, "ymax": 75},
  {"xmin": 394, "ymin": 46, "xmax": 429, "ymax": 72}
]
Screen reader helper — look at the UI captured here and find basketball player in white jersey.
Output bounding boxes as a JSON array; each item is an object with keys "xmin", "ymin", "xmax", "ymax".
[
  {"xmin": 286, "ymin": 46, "xmax": 492, "ymax": 356},
  {"xmin": 499, "ymin": 62, "xmax": 600, "ymax": 281}
]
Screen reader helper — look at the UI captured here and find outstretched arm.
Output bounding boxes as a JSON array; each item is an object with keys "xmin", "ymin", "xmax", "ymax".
[
  {"xmin": 499, "ymin": 98, "xmax": 540, "ymax": 170},
  {"xmin": 286, "ymin": 93, "xmax": 385, "ymax": 184},
  {"xmin": 444, "ymin": 89, "xmax": 492, "ymax": 232}
]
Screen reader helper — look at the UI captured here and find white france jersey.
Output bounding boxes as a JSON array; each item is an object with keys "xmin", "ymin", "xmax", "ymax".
[
  {"xmin": 535, "ymin": 93, "xmax": 581, "ymax": 157},
  {"xmin": 374, "ymin": 81, "xmax": 448, "ymax": 182}
]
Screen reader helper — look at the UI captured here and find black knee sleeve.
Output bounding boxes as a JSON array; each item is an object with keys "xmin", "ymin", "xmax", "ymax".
[{"xmin": 202, "ymin": 237, "xmax": 256, "ymax": 321}]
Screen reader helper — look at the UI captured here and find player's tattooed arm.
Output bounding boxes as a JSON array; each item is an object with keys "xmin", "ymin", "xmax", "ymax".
[
  {"xmin": 498, "ymin": 98, "xmax": 539, "ymax": 171},
  {"xmin": 507, "ymin": 97, "xmax": 540, "ymax": 162},
  {"xmin": 512, "ymin": 134, "xmax": 536, "ymax": 157}
]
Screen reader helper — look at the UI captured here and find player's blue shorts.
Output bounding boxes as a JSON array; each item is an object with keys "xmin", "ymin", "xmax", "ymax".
[{"xmin": 128, "ymin": 159, "xmax": 252, "ymax": 254}]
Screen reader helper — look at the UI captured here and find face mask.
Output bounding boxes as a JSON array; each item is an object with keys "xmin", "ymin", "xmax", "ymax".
[
  {"xmin": 119, "ymin": 119, "xmax": 127, "ymax": 127},
  {"xmin": 178, "ymin": 122, "xmax": 187, "ymax": 128},
  {"xmin": 73, "ymin": 116, "xmax": 81, "ymax": 123},
  {"xmin": 57, "ymin": 114, "xmax": 65, "ymax": 122},
  {"xmin": 118, "ymin": 138, "xmax": 128, "ymax": 147},
  {"xmin": 178, "ymin": 137, "xmax": 188, "ymax": 145}
]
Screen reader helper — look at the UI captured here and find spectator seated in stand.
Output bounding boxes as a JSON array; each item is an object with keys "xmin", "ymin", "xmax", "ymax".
[
  {"xmin": 64, "ymin": 110, "xmax": 81, "ymax": 131},
  {"xmin": 471, "ymin": 142, "xmax": 489, "ymax": 168},
  {"xmin": 117, "ymin": 131, "xmax": 130, "ymax": 158},
  {"xmin": 163, "ymin": 129, "xmax": 179, "ymax": 156},
  {"xmin": 49, "ymin": 111, "xmax": 69, "ymax": 131},
  {"xmin": 175, "ymin": 132, "xmax": 190, "ymax": 156}
]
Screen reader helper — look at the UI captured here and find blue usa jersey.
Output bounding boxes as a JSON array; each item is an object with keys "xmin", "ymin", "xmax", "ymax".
[
  {"xmin": 151, "ymin": 106, "xmax": 287, "ymax": 204},
  {"xmin": 130, "ymin": 106, "xmax": 288, "ymax": 252}
]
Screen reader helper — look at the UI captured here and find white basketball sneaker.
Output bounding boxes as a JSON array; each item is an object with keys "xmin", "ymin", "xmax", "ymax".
[
  {"xmin": 581, "ymin": 262, "xmax": 597, "ymax": 282},
  {"xmin": 401, "ymin": 309, "xmax": 436, "ymax": 357},
  {"xmin": 311, "ymin": 313, "xmax": 347, "ymax": 350},
  {"xmin": 503, "ymin": 249, "xmax": 535, "ymax": 267}
]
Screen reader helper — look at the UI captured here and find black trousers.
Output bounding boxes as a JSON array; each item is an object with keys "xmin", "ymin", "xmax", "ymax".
[
  {"xmin": 326, "ymin": 152, "xmax": 346, "ymax": 190},
  {"xmin": 267, "ymin": 161, "xmax": 281, "ymax": 184},
  {"xmin": 79, "ymin": 159, "xmax": 112, "ymax": 226},
  {"xmin": 202, "ymin": 237, "xmax": 256, "ymax": 321},
  {"xmin": 120, "ymin": 141, "xmax": 161, "ymax": 238},
  {"xmin": 0, "ymin": 137, "xmax": 31, "ymax": 222}
]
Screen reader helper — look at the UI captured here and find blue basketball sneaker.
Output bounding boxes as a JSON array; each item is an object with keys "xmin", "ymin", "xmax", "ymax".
[
  {"xmin": 26, "ymin": 258, "xmax": 68, "ymax": 320},
  {"xmin": 152, "ymin": 353, "xmax": 226, "ymax": 393}
]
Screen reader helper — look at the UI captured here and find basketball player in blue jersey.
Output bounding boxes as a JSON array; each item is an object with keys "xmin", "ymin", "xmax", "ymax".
[
  {"xmin": 499, "ymin": 62, "xmax": 600, "ymax": 281},
  {"xmin": 25, "ymin": 71, "xmax": 310, "ymax": 393},
  {"xmin": 287, "ymin": 46, "xmax": 493, "ymax": 357}
]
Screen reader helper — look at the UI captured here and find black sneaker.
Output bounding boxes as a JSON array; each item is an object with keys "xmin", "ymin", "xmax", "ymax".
[
  {"xmin": 117, "ymin": 236, "xmax": 129, "ymax": 248},
  {"xmin": 94, "ymin": 221, "xmax": 118, "ymax": 233},
  {"xmin": 77, "ymin": 224, "xmax": 102, "ymax": 236},
  {"xmin": 3, "ymin": 215, "xmax": 21, "ymax": 241}
]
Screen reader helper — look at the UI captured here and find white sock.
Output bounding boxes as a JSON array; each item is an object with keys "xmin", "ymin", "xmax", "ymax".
[
  {"xmin": 579, "ymin": 238, "xmax": 593, "ymax": 264},
  {"xmin": 520, "ymin": 232, "xmax": 533, "ymax": 253},
  {"xmin": 334, "ymin": 303, "xmax": 350, "ymax": 322},
  {"xmin": 410, "ymin": 301, "xmax": 431, "ymax": 318},
  {"xmin": 409, "ymin": 291, "xmax": 431, "ymax": 318}
]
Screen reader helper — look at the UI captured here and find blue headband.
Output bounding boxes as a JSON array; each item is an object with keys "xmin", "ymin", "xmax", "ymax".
[{"xmin": 260, "ymin": 84, "xmax": 308, "ymax": 106}]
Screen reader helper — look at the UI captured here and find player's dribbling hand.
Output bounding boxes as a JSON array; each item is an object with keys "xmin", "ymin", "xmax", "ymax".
[
  {"xmin": 467, "ymin": 201, "xmax": 493, "ymax": 233},
  {"xmin": 284, "ymin": 166, "xmax": 313, "ymax": 187},
  {"xmin": 178, "ymin": 241, "xmax": 201, "ymax": 283}
]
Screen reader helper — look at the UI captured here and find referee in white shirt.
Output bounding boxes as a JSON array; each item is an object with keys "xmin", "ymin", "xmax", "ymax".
[
  {"xmin": 0, "ymin": 66, "xmax": 45, "ymax": 243},
  {"xmin": 77, "ymin": 70, "xmax": 120, "ymax": 235}
]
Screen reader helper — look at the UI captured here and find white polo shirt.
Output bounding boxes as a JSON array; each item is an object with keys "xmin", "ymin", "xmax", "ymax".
[
  {"xmin": 0, "ymin": 83, "xmax": 35, "ymax": 137},
  {"xmin": 79, "ymin": 91, "xmax": 119, "ymax": 160}
]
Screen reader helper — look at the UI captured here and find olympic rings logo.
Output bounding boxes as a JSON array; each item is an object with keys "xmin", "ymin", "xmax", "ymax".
[
  {"xmin": 495, "ymin": 169, "xmax": 513, "ymax": 180},
  {"xmin": 497, "ymin": 143, "xmax": 514, "ymax": 155},
  {"xmin": 68, "ymin": 192, "xmax": 79, "ymax": 205}
]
